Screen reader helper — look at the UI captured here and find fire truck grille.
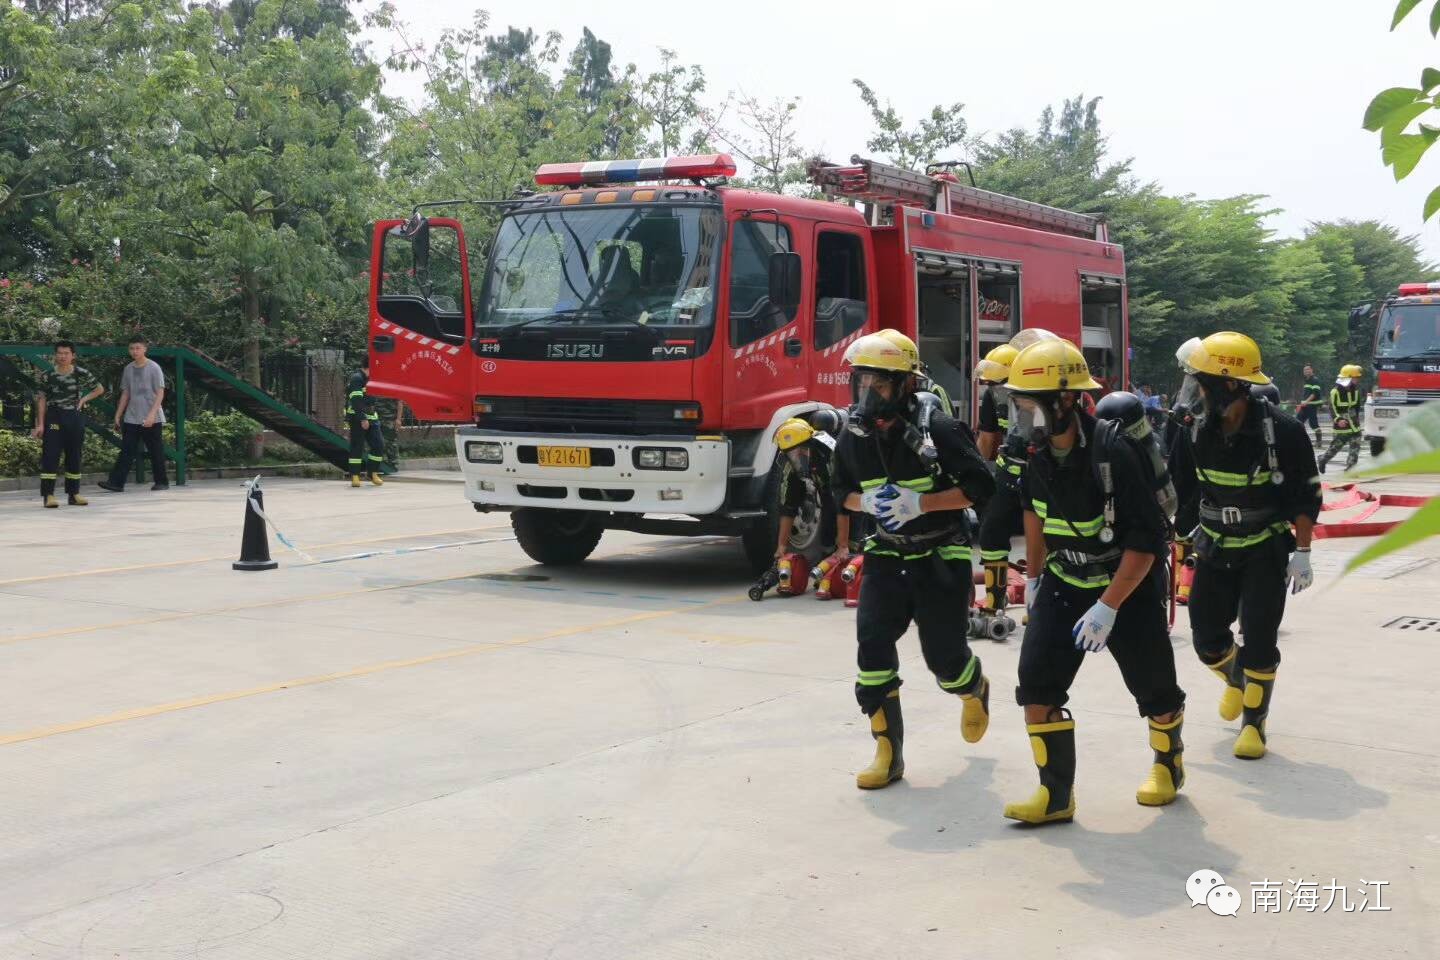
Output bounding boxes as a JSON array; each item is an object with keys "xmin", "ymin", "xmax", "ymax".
[{"xmin": 482, "ymin": 398, "xmax": 696, "ymax": 435}]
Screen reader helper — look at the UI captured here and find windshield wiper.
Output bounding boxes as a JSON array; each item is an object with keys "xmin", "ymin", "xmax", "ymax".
[{"xmin": 495, "ymin": 310, "xmax": 583, "ymax": 336}]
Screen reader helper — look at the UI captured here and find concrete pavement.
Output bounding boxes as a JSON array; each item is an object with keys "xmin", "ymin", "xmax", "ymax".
[{"xmin": 0, "ymin": 471, "xmax": 1434, "ymax": 958}]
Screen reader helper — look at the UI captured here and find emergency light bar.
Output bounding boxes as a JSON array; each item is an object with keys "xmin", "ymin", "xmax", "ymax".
[
  {"xmin": 534, "ymin": 154, "xmax": 737, "ymax": 187},
  {"xmin": 1397, "ymin": 282, "xmax": 1440, "ymax": 295}
]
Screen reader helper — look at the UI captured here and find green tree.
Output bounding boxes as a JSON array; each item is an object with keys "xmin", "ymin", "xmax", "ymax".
[
  {"xmin": 973, "ymin": 95, "xmax": 1132, "ymax": 215},
  {"xmin": 0, "ymin": 0, "xmax": 167, "ymax": 274},
  {"xmin": 852, "ymin": 80, "xmax": 966, "ymax": 170}
]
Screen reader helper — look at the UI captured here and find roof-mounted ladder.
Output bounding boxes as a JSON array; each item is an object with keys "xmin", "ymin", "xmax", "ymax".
[{"xmin": 808, "ymin": 155, "xmax": 1106, "ymax": 241}]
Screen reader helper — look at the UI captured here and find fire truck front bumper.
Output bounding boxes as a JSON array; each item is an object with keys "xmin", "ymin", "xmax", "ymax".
[
  {"xmin": 1364, "ymin": 396, "xmax": 1413, "ymax": 439},
  {"xmin": 455, "ymin": 428, "xmax": 731, "ymax": 515}
]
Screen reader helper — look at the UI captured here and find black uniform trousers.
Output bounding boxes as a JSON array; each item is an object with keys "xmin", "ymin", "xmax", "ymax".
[
  {"xmin": 979, "ymin": 468, "xmax": 1025, "ymax": 563},
  {"xmin": 107, "ymin": 422, "xmax": 168, "ymax": 489},
  {"xmin": 40, "ymin": 408, "xmax": 85, "ymax": 497},
  {"xmin": 1188, "ymin": 534, "xmax": 1288, "ymax": 670},
  {"xmin": 1296, "ymin": 404, "xmax": 1320, "ymax": 434},
  {"xmin": 348, "ymin": 415, "xmax": 385, "ymax": 476},
  {"xmin": 1018, "ymin": 565, "xmax": 1184, "ymax": 718},
  {"xmin": 855, "ymin": 552, "xmax": 980, "ymax": 713}
]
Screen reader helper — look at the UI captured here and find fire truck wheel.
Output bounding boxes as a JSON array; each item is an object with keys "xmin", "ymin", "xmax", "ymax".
[
  {"xmin": 511, "ymin": 508, "xmax": 604, "ymax": 566},
  {"xmin": 740, "ymin": 461, "xmax": 827, "ymax": 575},
  {"xmin": 1370, "ymin": 437, "xmax": 1385, "ymax": 457}
]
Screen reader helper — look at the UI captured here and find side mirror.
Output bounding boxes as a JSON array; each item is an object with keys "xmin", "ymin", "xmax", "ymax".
[
  {"xmin": 768, "ymin": 251, "xmax": 802, "ymax": 312},
  {"xmin": 400, "ymin": 213, "xmax": 431, "ymax": 280},
  {"xmin": 1348, "ymin": 300, "xmax": 1376, "ymax": 357}
]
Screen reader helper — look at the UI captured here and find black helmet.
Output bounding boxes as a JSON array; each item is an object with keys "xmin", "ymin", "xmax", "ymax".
[
  {"xmin": 1250, "ymin": 383, "xmax": 1280, "ymax": 405},
  {"xmin": 1094, "ymin": 390, "xmax": 1146, "ymax": 429}
]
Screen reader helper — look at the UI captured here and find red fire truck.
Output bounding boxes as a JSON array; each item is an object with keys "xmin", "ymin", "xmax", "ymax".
[
  {"xmin": 1357, "ymin": 283, "xmax": 1440, "ymax": 456},
  {"xmin": 366, "ymin": 154, "xmax": 1128, "ymax": 570}
]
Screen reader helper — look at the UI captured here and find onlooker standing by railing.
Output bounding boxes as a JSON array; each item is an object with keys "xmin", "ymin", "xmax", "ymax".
[
  {"xmin": 34, "ymin": 340, "xmax": 103, "ymax": 508},
  {"xmin": 98, "ymin": 335, "xmax": 169, "ymax": 493}
]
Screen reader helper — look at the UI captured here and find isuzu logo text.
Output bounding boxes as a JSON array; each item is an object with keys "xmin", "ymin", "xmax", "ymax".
[{"xmin": 546, "ymin": 343, "xmax": 605, "ymax": 359}]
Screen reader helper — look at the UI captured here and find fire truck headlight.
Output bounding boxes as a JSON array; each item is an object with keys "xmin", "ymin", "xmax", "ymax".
[
  {"xmin": 635, "ymin": 447, "xmax": 688, "ymax": 470},
  {"xmin": 466, "ymin": 441, "xmax": 504, "ymax": 464}
]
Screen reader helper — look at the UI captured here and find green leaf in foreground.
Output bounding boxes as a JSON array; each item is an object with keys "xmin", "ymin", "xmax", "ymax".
[
  {"xmin": 1425, "ymin": 184, "xmax": 1440, "ymax": 220},
  {"xmin": 1383, "ymin": 132, "xmax": 1433, "ymax": 180},
  {"xmin": 1365, "ymin": 87, "xmax": 1424, "ymax": 131},
  {"xmin": 1346, "ymin": 397, "xmax": 1440, "ymax": 477},
  {"xmin": 1394, "ymin": 0, "xmax": 1424, "ymax": 30}
]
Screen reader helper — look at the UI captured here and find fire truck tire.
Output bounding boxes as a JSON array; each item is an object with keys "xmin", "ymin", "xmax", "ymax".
[
  {"xmin": 1370, "ymin": 437, "xmax": 1385, "ymax": 457},
  {"xmin": 740, "ymin": 460, "xmax": 827, "ymax": 575},
  {"xmin": 511, "ymin": 508, "xmax": 604, "ymax": 566}
]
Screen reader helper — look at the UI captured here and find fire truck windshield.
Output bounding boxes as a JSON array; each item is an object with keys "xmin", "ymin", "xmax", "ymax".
[
  {"xmin": 1376, "ymin": 302, "xmax": 1440, "ymax": 357},
  {"xmin": 477, "ymin": 205, "xmax": 721, "ymax": 331}
]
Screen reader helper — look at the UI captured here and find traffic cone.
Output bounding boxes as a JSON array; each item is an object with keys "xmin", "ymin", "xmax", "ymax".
[{"xmin": 233, "ymin": 480, "xmax": 279, "ymax": 571}]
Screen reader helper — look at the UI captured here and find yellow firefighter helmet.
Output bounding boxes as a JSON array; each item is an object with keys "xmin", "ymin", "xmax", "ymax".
[{"xmin": 1006, "ymin": 338, "xmax": 1102, "ymax": 393}]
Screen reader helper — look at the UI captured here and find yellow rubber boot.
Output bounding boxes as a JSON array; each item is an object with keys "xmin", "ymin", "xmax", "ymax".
[
  {"xmin": 68, "ymin": 494, "xmax": 88, "ymax": 506},
  {"xmin": 960, "ymin": 676, "xmax": 990, "ymax": 744},
  {"xmin": 1136, "ymin": 711, "xmax": 1185, "ymax": 806},
  {"xmin": 856, "ymin": 689, "xmax": 904, "ymax": 789},
  {"xmin": 1206, "ymin": 645, "xmax": 1244, "ymax": 722},
  {"xmin": 1004, "ymin": 713, "xmax": 1076, "ymax": 824},
  {"xmin": 982, "ymin": 560, "xmax": 1010, "ymax": 613},
  {"xmin": 370, "ymin": 472, "xmax": 384, "ymax": 486},
  {"xmin": 350, "ymin": 475, "xmax": 362, "ymax": 488},
  {"xmin": 939, "ymin": 655, "xmax": 989, "ymax": 743},
  {"xmin": 43, "ymin": 495, "xmax": 59, "ymax": 509},
  {"xmin": 1234, "ymin": 667, "xmax": 1276, "ymax": 759}
]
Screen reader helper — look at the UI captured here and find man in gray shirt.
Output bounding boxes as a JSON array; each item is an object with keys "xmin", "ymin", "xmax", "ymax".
[{"xmin": 98, "ymin": 335, "xmax": 169, "ymax": 492}]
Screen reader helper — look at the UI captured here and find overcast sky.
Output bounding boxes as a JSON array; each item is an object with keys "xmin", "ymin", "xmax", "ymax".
[{"xmin": 365, "ymin": 0, "xmax": 1440, "ymax": 262}]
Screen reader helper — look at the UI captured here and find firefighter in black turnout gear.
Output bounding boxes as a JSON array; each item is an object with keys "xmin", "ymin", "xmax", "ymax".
[
  {"xmin": 346, "ymin": 365, "xmax": 386, "ymax": 487},
  {"xmin": 1004, "ymin": 338, "xmax": 1186, "ymax": 823},
  {"xmin": 975, "ymin": 329, "xmax": 1063, "ymax": 625},
  {"xmin": 831, "ymin": 331, "xmax": 996, "ymax": 790},
  {"xmin": 1169, "ymin": 332, "xmax": 1320, "ymax": 760}
]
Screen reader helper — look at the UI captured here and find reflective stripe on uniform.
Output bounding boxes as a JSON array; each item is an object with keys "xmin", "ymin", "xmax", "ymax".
[
  {"xmin": 860, "ymin": 476, "xmax": 935, "ymax": 492},
  {"xmin": 1046, "ymin": 558, "xmax": 1111, "ymax": 589},
  {"xmin": 980, "ymin": 548, "xmax": 1010, "ymax": 562},
  {"xmin": 937, "ymin": 654, "xmax": 979, "ymax": 690},
  {"xmin": 39, "ymin": 473, "xmax": 56, "ymax": 480},
  {"xmin": 1197, "ymin": 467, "xmax": 1269, "ymax": 487},
  {"xmin": 1031, "ymin": 500, "xmax": 1105, "ymax": 537},
  {"xmin": 1199, "ymin": 520, "xmax": 1290, "ymax": 550},
  {"xmin": 857, "ymin": 668, "xmax": 898, "ymax": 686},
  {"xmin": 64, "ymin": 473, "xmax": 81, "ymax": 479}
]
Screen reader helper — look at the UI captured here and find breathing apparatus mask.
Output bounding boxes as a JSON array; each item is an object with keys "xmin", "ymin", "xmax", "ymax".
[
  {"xmin": 785, "ymin": 444, "xmax": 811, "ymax": 473},
  {"xmin": 983, "ymin": 382, "xmax": 1011, "ymax": 417},
  {"xmin": 848, "ymin": 369, "xmax": 909, "ymax": 436},
  {"xmin": 1010, "ymin": 392, "xmax": 1076, "ymax": 450},
  {"xmin": 1182, "ymin": 373, "xmax": 1249, "ymax": 428}
]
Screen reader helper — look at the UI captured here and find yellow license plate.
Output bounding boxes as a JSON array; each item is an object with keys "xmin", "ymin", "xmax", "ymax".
[{"xmin": 537, "ymin": 446, "xmax": 591, "ymax": 468}]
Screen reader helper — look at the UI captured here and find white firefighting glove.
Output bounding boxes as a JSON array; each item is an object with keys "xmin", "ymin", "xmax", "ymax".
[
  {"xmin": 874, "ymin": 485, "xmax": 924, "ymax": 533},
  {"xmin": 1287, "ymin": 549, "xmax": 1313, "ymax": 595},
  {"xmin": 1025, "ymin": 576, "xmax": 1041, "ymax": 614},
  {"xmin": 1072, "ymin": 600, "xmax": 1118, "ymax": 653},
  {"xmin": 860, "ymin": 488, "xmax": 884, "ymax": 516}
]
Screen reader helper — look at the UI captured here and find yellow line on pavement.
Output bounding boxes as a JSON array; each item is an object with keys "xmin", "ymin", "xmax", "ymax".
[
  {"xmin": 0, "ymin": 595, "xmax": 743, "ymax": 747},
  {"xmin": 0, "ymin": 524, "xmax": 511, "ymax": 588}
]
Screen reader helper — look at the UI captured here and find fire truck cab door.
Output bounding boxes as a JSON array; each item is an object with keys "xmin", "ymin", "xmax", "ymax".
[
  {"xmin": 368, "ymin": 216, "xmax": 476, "ymax": 422},
  {"xmin": 724, "ymin": 216, "xmax": 810, "ymax": 425}
]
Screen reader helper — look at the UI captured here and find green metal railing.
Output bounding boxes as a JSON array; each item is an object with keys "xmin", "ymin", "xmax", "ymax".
[{"xmin": 0, "ymin": 344, "xmax": 364, "ymax": 484}]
